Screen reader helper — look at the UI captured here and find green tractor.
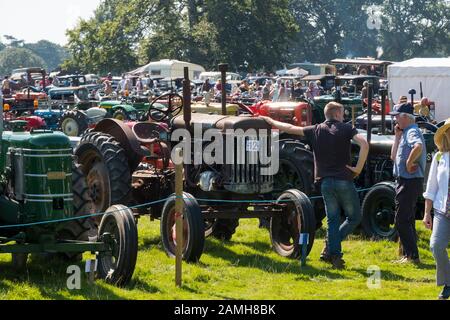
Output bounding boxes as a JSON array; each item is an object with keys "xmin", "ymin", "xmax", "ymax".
[
  {"xmin": 312, "ymin": 93, "xmax": 364, "ymax": 124},
  {"xmin": 0, "ymin": 93, "xmax": 138, "ymax": 287},
  {"xmin": 99, "ymin": 96, "xmax": 152, "ymax": 121}
]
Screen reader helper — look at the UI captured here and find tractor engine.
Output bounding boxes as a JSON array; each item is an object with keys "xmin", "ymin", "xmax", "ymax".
[
  {"xmin": 172, "ymin": 113, "xmax": 275, "ymax": 196},
  {"xmin": 0, "ymin": 121, "xmax": 74, "ymax": 232}
]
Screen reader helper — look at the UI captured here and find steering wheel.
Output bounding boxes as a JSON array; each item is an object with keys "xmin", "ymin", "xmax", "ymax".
[{"xmin": 142, "ymin": 92, "xmax": 184, "ymax": 122}]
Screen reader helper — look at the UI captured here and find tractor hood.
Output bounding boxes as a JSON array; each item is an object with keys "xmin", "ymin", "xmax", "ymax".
[
  {"xmin": 2, "ymin": 130, "xmax": 72, "ymax": 150},
  {"xmin": 172, "ymin": 114, "xmax": 271, "ymax": 132},
  {"xmin": 100, "ymin": 100, "xmax": 122, "ymax": 108}
]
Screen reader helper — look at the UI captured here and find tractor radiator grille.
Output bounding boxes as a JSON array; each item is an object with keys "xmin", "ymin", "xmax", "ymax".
[{"xmin": 224, "ymin": 135, "xmax": 273, "ymax": 194}]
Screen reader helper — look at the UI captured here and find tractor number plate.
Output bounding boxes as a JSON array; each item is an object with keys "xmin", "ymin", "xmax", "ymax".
[
  {"xmin": 246, "ymin": 140, "xmax": 260, "ymax": 152},
  {"xmin": 47, "ymin": 172, "xmax": 66, "ymax": 180}
]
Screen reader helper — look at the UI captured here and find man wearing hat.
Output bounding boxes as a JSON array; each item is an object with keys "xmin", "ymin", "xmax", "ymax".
[{"xmin": 390, "ymin": 102, "xmax": 427, "ymax": 264}]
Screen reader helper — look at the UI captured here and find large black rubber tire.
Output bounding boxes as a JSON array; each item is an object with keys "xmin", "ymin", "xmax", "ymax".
[
  {"xmin": 361, "ymin": 183, "xmax": 398, "ymax": 241},
  {"xmin": 97, "ymin": 205, "xmax": 138, "ymax": 287},
  {"xmin": 276, "ymin": 140, "xmax": 315, "ymax": 196},
  {"xmin": 59, "ymin": 110, "xmax": 89, "ymax": 137},
  {"xmin": 161, "ymin": 193, "xmax": 205, "ymax": 263},
  {"xmin": 51, "ymin": 163, "xmax": 97, "ymax": 262},
  {"xmin": 75, "ymin": 132, "xmax": 132, "ymax": 213},
  {"xmin": 58, "ymin": 163, "xmax": 97, "ymax": 242},
  {"xmin": 271, "ymin": 189, "xmax": 316, "ymax": 259},
  {"xmin": 205, "ymin": 219, "xmax": 240, "ymax": 241}
]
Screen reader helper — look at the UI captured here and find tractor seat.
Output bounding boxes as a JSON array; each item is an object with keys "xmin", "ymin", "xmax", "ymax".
[{"xmin": 132, "ymin": 122, "xmax": 169, "ymax": 144}]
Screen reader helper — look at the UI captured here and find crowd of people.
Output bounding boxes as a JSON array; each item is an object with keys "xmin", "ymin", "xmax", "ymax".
[{"xmin": 200, "ymin": 77, "xmax": 325, "ymax": 103}]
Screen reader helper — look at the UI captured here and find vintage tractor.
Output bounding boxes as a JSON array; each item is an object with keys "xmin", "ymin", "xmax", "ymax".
[
  {"xmin": 33, "ymin": 86, "xmax": 106, "ymax": 137},
  {"xmin": 0, "ymin": 93, "xmax": 138, "ymax": 286},
  {"xmin": 75, "ymin": 66, "xmax": 317, "ymax": 263},
  {"xmin": 99, "ymin": 96, "xmax": 151, "ymax": 121}
]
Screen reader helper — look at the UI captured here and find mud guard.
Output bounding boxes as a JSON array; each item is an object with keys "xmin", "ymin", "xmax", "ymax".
[{"xmin": 93, "ymin": 118, "xmax": 146, "ymax": 171}]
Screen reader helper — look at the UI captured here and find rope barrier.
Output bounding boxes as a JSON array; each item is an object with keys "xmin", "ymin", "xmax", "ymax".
[{"xmin": 0, "ymin": 186, "xmax": 377, "ymax": 229}]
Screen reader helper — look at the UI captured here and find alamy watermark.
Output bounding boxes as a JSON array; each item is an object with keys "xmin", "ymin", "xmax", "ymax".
[
  {"xmin": 170, "ymin": 124, "xmax": 280, "ymax": 176},
  {"xmin": 367, "ymin": 265, "xmax": 382, "ymax": 289}
]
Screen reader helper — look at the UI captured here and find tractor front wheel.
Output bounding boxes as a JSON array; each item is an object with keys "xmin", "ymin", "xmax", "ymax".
[
  {"xmin": 161, "ymin": 193, "xmax": 205, "ymax": 263},
  {"xmin": 271, "ymin": 189, "xmax": 316, "ymax": 259},
  {"xmin": 361, "ymin": 183, "xmax": 398, "ymax": 241},
  {"xmin": 97, "ymin": 205, "xmax": 138, "ymax": 287},
  {"xmin": 59, "ymin": 110, "xmax": 88, "ymax": 137}
]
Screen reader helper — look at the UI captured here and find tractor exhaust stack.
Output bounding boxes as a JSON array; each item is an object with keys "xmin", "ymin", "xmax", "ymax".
[
  {"xmin": 219, "ymin": 63, "xmax": 228, "ymax": 116},
  {"xmin": 380, "ymin": 88, "xmax": 388, "ymax": 135},
  {"xmin": 183, "ymin": 67, "xmax": 192, "ymax": 130},
  {"xmin": 365, "ymin": 84, "xmax": 373, "ymax": 187}
]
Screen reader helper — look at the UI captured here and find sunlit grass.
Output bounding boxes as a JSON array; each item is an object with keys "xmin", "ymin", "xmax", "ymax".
[{"xmin": 0, "ymin": 218, "xmax": 441, "ymax": 300}]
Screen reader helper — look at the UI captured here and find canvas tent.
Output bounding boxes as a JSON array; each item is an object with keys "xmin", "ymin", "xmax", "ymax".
[
  {"xmin": 285, "ymin": 67, "xmax": 309, "ymax": 77},
  {"xmin": 127, "ymin": 59, "xmax": 205, "ymax": 80},
  {"xmin": 388, "ymin": 58, "xmax": 450, "ymax": 122}
]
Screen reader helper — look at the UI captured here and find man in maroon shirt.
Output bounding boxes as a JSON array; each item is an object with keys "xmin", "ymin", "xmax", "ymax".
[{"xmin": 262, "ymin": 102, "xmax": 369, "ymax": 268}]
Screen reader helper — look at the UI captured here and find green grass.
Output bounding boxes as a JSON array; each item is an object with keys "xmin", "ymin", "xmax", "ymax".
[{"xmin": 0, "ymin": 218, "xmax": 441, "ymax": 300}]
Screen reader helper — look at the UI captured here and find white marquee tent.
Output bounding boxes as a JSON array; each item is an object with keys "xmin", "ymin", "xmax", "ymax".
[
  {"xmin": 127, "ymin": 59, "xmax": 205, "ymax": 80},
  {"xmin": 388, "ymin": 58, "xmax": 450, "ymax": 122}
]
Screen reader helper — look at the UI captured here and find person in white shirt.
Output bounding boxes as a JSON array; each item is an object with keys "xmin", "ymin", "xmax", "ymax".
[{"xmin": 423, "ymin": 118, "xmax": 450, "ymax": 300}]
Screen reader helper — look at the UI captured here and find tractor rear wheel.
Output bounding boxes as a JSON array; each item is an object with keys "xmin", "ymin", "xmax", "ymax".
[
  {"xmin": 276, "ymin": 140, "xmax": 314, "ymax": 196},
  {"xmin": 59, "ymin": 110, "xmax": 89, "ymax": 137},
  {"xmin": 361, "ymin": 183, "xmax": 398, "ymax": 241},
  {"xmin": 97, "ymin": 205, "xmax": 138, "ymax": 287},
  {"xmin": 271, "ymin": 189, "xmax": 316, "ymax": 259},
  {"xmin": 75, "ymin": 132, "xmax": 132, "ymax": 213},
  {"xmin": 55, "ymin": 163, "xmax": 97, "ymax": 261},
  {"xmin": 161, "ymin": 193, "xmax": 205, "ymax": 263}
]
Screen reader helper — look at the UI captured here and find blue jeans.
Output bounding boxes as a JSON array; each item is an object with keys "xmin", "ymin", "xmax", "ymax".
[
  {"xmin": 430, "ymin": 212, "xmax": 450, "ymax": 286},
  {"xmin": 321, "ymin": 178, "xmax": 362, "ymax": 257}
]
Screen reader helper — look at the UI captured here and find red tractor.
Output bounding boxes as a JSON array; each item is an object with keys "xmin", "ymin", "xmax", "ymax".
[
  {"xmin": 251, "ymin": 101, "xmax": 313, "ymax": 127},
  {"xmin": 2, "ymin": 102, "xmax": 46, "ymax": 131}
]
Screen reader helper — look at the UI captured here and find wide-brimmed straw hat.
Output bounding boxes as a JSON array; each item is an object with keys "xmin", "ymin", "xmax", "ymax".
[{"xmin": 435, "ymin": 118, "xmax": 450, "ymax": 151}]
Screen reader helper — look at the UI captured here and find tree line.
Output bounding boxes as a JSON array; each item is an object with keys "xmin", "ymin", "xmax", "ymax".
[
  {"xmin": 3, "ymin": 0, "xmax": 450, "ymax": 76},
  {"xmin": 0, "ymin": 36, "xmax": 69, "ymax": 75}
]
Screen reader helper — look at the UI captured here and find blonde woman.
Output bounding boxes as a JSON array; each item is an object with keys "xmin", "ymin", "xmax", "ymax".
[{"xmin": 423, "ymin": 118, "xmax": 450, "ymax": 300}]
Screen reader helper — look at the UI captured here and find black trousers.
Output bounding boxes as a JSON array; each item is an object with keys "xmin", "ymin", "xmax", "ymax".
[{"xmin": 395, "ymin": 178, "xmax": 423, "ymax": 259}]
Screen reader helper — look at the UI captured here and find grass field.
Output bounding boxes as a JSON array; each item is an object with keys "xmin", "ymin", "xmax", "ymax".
[{"xmin": 0, "ymin": 218, "xmax": 441, "ymax": 300}]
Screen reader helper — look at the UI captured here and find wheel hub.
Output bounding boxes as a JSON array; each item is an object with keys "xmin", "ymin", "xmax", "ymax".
[
  {"xmin": 62, "ymin": 118, "xmax": 79, "ymax": 136},
  {"xmin": 87, "ymin": 163, "xmax": 110, "ymax": 212}
]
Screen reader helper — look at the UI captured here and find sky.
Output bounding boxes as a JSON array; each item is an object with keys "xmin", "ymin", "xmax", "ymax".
[{"xmin": 0, "ymin": 0, "xmax": 102, "ymax": 45}]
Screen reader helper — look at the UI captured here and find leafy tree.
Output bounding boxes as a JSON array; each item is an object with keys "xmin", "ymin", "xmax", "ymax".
[
  {"xmin": 0, "ymin": 47, "xmax": 46, "ymax": 75},
  {"xmin": 63, "ymin": 0, "xmax": 166, "ymax": 75},
  {"xmin": 3, "ymin": 35, "xmax": 25, "ymax": 48},
  {"xmin": 289, "ymin": 0, "xmax": 382, "ymax": 64},
  {"xmin": 378, "ymin": 0, "xmax": 450, "ymax": 61},
  {"xmin": 25, "ymin": 40, "xmax": 69, "ymax": 72}
]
